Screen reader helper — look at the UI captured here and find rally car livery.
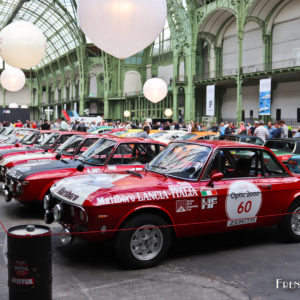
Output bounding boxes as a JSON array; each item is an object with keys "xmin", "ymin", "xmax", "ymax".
[
  {"xmin": 46, "ymin": 140, "xmax": 300, "ymax": 268},
  {"xmin": 4, "ymin": 137, "xmax": 166, "ymax": 204},
  {"xmin": 0, "ymin": 131, "xmax": 92, "ymax": 180}
]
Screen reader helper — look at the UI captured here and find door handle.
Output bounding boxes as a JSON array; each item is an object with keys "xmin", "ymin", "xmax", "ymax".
[{"xmin": 261, "ymin": 184, "xmax": 272, "ymax": 190}]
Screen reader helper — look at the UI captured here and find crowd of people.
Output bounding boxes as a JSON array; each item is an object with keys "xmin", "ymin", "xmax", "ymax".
[{"xmin": 1, "ymin": 118, "xmax": 300, "ymax": 142}]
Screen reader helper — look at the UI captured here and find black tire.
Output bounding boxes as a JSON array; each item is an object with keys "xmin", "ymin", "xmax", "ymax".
[
  {"xmin": 278, "ymin": 200, "xmax": 300, "ymax": 243},
  {"xmin": 114, "ymin": 214, "xmax": 172, "ymax": 269}
]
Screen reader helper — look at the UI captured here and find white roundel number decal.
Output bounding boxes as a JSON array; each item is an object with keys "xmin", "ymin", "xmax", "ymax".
[{"xmin": 226, "ymin": 181, "xmax": 262, "ymax": 226}]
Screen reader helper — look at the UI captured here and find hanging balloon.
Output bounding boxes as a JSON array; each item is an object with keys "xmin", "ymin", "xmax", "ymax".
[
  {"xmin": 164, "ymin": 108, "xmax": 173, "ymax": 117},
  {"xmin": 0, "ymin": 21, "xmax": 46, "ymax": 69},
  {"xmin": 0, "ymin": 68, "xmax": 26, "ymax": 92},
  {"xmin": 8, "ymin": 103, "xmax": 19, "ymax": 108},
  {"xmin": 143, "ymin": 78, "xmax": 168, "ymax": 103},
  {"xmin": 124, "ymin": 110, "xmax": 131, "ymax": 118},
  {"xmin": 78, "ymin": 0, "xmax": 167, "ymax": 59}
]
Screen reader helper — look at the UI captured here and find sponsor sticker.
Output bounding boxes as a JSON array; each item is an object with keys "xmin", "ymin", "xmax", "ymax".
[
  {"xmin": 225, "ymin": 180, "xmax": 262, "ymax": 227},
  {"xmin": 176, "ymin": 200, "xmax": 198, "ymax": 213}
]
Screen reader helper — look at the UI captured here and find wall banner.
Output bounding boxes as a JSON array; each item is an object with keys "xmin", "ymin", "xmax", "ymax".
[
  {"xmin": 206, "ymin": 85, "xmax": 215, "ymax": 116},
  {"xmin": 259, "ymin": 79, "xmax": 271, "ymax": 115}
]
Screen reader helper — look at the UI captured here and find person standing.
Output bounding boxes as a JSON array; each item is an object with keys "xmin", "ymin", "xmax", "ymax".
[
  {"xmin": 137, "ymin": 125, "xmax": 150, "ymax": 138},
  {"xmin": 218, "ymin": 122, "xmax": 226, "ymax": 136},
  {"xmin": 225, "ymin": 122, "xmax": 235, "ymax": 135},
  {"xmin": 254, "ymin": 120, "xmax": 269, "ymax": 142},
  {"xmin": 14, "ymin": 120, "xmax": 23, "ymax": 128},
  {"xmin": 60, "ymin": 117, "xmax": 68, "ymax": 131},
  {"xmin": 41, "ymin": 120, "xmax": 50, "ymax": 130},
  {"xmin": 279, "ymin": 120, "xmax": 288, "ymax": 138},
  {"xmin": 238, "ymin": 122, "xmax": 246, "ymax": 134}
]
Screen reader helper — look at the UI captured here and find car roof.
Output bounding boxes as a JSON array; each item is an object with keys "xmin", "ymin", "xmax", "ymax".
[
  {"xmin": 101, "ymin": 136, "xmax": 166, "ymax": 145},
  {"xmin": 222, "ymin": 134, "xmax": 257, "ymax": 138},
  {"xmin": 266, "ymin": 138, "xmax": 300, "ymax": 142},
  {"xmin": 171, "ymin": 139, "xmax": 266, "ymax": 149}
]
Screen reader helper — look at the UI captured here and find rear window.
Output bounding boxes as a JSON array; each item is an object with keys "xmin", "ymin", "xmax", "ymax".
[{"xmin": 265, "ymin": 140, "xmax": 295, "ymax": 153}]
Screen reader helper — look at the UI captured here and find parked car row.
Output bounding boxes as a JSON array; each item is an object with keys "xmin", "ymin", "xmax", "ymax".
[{"xmin": 0, "ymin": 128, "xmax": 300, "ymax": 268}]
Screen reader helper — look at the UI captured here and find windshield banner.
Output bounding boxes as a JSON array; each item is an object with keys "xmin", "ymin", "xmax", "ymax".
[{"xmin": 259, "ymin": 78, "xmax": 271, "ymax": 115}]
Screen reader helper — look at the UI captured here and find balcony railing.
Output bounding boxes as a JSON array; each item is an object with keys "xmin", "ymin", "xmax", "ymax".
[{"xmin": 194, "ymin": 58, "xmax": 300, "ymax": 82}]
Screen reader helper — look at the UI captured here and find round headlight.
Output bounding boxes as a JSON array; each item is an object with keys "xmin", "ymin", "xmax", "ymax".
[
  {"xmin": 43, "ymin": 194, "xmax": 52, "ymax": 210},
  {"xmin": 16, "ymin": 182, "xmax": 22, "ymax": 194},
  {"xmin": 53, "ymin": 204, "xmax": 63, "ymax": 222}
]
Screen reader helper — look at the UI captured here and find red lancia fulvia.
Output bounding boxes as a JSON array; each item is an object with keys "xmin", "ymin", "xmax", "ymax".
[
  {"xmin": 4, "ymin": 137, "xmax": 166, "ymax": 205},
  {"xmin": 46, "ymin": 140, "xmax": 300, "ymax": 268}
]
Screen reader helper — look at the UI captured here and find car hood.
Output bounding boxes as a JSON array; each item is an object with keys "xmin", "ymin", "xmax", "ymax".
[
  {"xmin": 0, "ymin": 147, "xmax": 40, "ymax": 157},
  {"xmin": 0, "ymin": 152, "xmax": 55, "ymax": 166},
  {"xmin": 50, "ymin": 171, "xmax": 198, "ymax": 207},
  {"xmin": 6, "ymin": 159, "xmax": 82, "ymax": 181}
]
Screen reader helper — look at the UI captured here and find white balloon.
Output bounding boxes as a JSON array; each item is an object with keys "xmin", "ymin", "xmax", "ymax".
[
  {"xmin": 1, "ymin": 68, "xmax": 26, "ymax": 92},
  {"xmin": 0, "ymin": 21, "xmax": 46, "ymax": 69},
  {"xmin": 143, "ymin": 78, "xmax": 168, "ymax": 103},
  {"xmin": 78, "ymin": 0, "xmax": 167, "ymax": 59},
  {"xmin": 21, "ymin": 105, "xmax": 28, "ymax": 109},
  {"xmin": 124, "ymin": 110, "xmax": 131, "ymax": 118},
  {"xmin": 8, "ymin": 103, "xmax": 19, "ymax": 108},
  {"xmin": 165, "ymin": 108, "xmax": 173, "ymax": 117}
]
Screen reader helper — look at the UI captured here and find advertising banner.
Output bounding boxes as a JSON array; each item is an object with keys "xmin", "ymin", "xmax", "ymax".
[
  {"xmin": 259, "ymin": 79, "xmax": 271, "ymax": 115},
  {"xmin": 206, "ymin": 85, "xmax": 215, "ymax": 116}
]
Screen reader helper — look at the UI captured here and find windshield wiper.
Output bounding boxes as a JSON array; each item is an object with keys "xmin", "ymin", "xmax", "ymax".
[{"xmin": 126, "ymin": 170, "xmax": 143, "ymax": 178}]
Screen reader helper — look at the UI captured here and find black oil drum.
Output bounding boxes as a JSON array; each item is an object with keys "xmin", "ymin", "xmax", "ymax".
[{"xmin": 7, "ymin": 225, "xmax": 52, "ymax": 300}]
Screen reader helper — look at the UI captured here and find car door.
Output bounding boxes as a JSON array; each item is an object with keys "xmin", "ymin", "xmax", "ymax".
[
  {"xmin": 253, "ymin": 149, "xmax": 296, "ymax": 225},
  {"xmin": 198, "ymin": 148, "xmax": 273, "ymax": 234}
]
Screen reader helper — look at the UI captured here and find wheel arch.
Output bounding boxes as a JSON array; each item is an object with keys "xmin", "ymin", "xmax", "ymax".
[{"xmin": 115, "ymin": 205, "xmax": 178, "ymax": 237}]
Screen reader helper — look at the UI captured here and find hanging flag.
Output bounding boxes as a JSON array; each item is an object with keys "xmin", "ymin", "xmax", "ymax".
[
  {"xmin": 62, "ymin": 110, "xmax": 70, "ymax": 121},
  {"xmin": 206, "ymin": 85, "xmax": 215, "ymax": 116},
  {"xmin": 259, "ymin": 79, "xmax": 271, "ymax": 115}
]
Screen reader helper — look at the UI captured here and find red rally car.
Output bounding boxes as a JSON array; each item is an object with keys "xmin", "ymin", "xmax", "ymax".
[
  {"xmin": 46, "ymin": 140, "xmax": 300, "ymax": 268},
  {"xmin": 4, "ymin": 137, "xmax": 166, "ymax": 205},
  {"xmin": 0, "ymin": 130, "xmax": 50, "ymax": 151},
  {"xmin": 2, "ymin": 133, "xmax": 100, "ymax": 202},
  {"xmin": 0, "ymin": 131, "xmax": 91, "ymax": 180}
]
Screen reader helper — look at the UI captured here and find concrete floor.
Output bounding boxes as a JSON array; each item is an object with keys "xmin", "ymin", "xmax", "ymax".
[{"xmin": 0, "ymin": 197, "xmax": 299, "ymax": 300}]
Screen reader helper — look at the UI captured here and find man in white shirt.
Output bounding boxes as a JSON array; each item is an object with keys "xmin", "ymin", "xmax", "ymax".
[
  {"xmin": 254, "ymin": 120, "xmax": 269, "ymax": 142},
  {"xmin": 60, "ymin": 117, "xmax": 68, "ymax": 131}
]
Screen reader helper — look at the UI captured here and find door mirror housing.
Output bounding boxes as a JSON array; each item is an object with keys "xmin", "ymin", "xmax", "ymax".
[
  {"xmin": 55, "ymin": 153, "xmax": 61, "ymax": 160},
  {"xmin": 207, "ymin": 172, "xmax": 224, "ymax": 187}
]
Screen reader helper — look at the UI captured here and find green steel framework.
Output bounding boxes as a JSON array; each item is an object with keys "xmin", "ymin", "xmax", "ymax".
[{"xmin": 0, "ymin": 0, "xmax": 299, "ymax": 123}]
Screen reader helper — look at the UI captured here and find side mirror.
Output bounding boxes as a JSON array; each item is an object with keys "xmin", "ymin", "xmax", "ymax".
[
  {"xmin": 15, "ymin": 143, "xmax": 20, "ymax": 148},
  {"xmin": 77, "ymin": 164, "xmax": 84, "ymax": 172},
  {"xmin": 207, "ymin": 172, "xmax": 224, "ymax": 187},
  {"xmin": 55, "ymin": 153, "xmax": 61, "ymax": 160}
]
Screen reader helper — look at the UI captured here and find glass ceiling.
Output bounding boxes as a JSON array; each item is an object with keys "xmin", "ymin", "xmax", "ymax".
[{"xmin": 0, "ymin": 0, "xmax": 80, "ymax": 68}]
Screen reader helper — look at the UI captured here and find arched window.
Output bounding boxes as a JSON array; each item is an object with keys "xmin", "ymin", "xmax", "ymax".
[{"xmin": 152, "ymin": 21, "xmax": 172, "ymax": 56}]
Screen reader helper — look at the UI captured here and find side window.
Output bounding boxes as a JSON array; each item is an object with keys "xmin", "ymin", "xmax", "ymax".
[
  {"xmin": 78, "ymin": 139, "xmax": 98, "ymax": 154},
  {"xmin": 205, "ymin": 149, "xmax": 261, "ymax": 179},
  {"xmin": 262, "ymin": 151, "xmax": 287, "ymax": 177},
  {"xmin": 109, "ymin": 144, "xmax": 134, "ymax": 165}
]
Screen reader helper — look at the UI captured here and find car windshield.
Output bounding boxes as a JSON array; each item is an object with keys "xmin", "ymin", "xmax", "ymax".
[
  {"xmin": 40, "ymin": 132, "xmax": 60, "ymax": 148},
  {"xmin": 78, "ymin": 139, "xmax": 117, "ymax": 165},
  {"xmin": 2, "ymin": 128, "xmax": 14, "ymax": 136},
  {"xmin": 147, "ymin": 143, "xmax": 211, "ymax": 180},
  {"xmin": 150, "ymin": 132, "xmax": 169, "ymax": 138},
  {"xmin": 175, "ymin": 133, "xmax": 198, "ymax": 140},
  {"xmin": 21, "ymin": 132, "xmax": 38, "ymax": 145},
  {"xmin": 110, "ymin": 130, "xmax": 127, "ymax": 136},
  {"xmin": 265, "ymin": 140, "xmax": 296, "ymax": 153},
  {"xmin": 56, "ymin": 135, "xmax": 84, "ymax": 156}
]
